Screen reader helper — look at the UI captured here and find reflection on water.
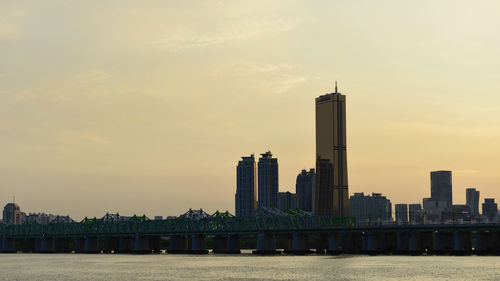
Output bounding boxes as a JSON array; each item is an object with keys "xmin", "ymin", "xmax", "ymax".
[{"xmin": 1, "ymin": 252, "xmax": 500, "ymax": 281}]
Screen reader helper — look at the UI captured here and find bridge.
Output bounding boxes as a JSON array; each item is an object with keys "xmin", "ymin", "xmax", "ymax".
[{"xmin": 1, "ymin": 213, "xmax": 500, "ymax": 255}]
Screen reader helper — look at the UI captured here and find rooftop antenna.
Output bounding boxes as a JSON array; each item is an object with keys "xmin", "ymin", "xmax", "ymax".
[{"xmin": 335, "ymin": 81, "xmax": 338, "ymax": 93}]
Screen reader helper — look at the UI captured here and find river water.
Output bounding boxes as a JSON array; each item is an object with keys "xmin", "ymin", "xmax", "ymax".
[{"xmin": 1, "ymin": 252, "xmax": 499, "ymax": 280}]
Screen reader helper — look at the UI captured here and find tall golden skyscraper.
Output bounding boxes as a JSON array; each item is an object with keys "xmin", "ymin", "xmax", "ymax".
[{"xmin": 314, "ymin": 83, "xmax": 349, "ymax": 217}]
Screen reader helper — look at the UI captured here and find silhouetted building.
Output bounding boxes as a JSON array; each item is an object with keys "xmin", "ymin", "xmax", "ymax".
[
  {"xmin": 296, "ymin": 169, "xmax": 315, "ymax": 212},
  {"xmin": 349, "ymin": 192, "xmax": 391, "ymax": 223},
  {"xmin": 408, "ymin": 204, "xmax": 423, "ymax": 224},
  {"xmin": 466, "ymin": 188, "xmax": 480, "ymax": 217},
  {"xmin": 315, "ymin": 83, "xmax": 348, "ymax": 217},
  {"xmin": 2, "ymin": 203, "xmax": 21, "ymax": 225},
  {"xmin": 278, "ymin": 191, "xmax": 297, "ymax": 210},
  {"xmin": 423, "ymin": 198, "xmax": 448, "ymax": 222},
  {"xmin": 258, "ymin": 151, "xmax": 278, "ymax": 210},
  {"xmin": 431, "ymin": 170, "xmax": 452, "ymax": 207},
  {"xmin": 24, "ymin": 213, "xmax": 74, "ymax": 224},
  {"xmin": 395, "ymin": 204, "xmax": 408, "ymax": 224},
  {"xmin": 235, "ymin": 154, "xmax": 257, "ymax": 216},
  {"xmin": 442, "ymin": 205, "xmax": 472, "ymax": 222},
  {"xmin": 482, "ymin": 198, "xmax": 498, "ymax": 221}
]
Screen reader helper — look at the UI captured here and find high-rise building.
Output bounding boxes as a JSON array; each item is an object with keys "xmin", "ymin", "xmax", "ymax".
[
  {"xmin": 431, "ymin": 170, "xmax": 452, "ymax": 207},
  {"xmin": 408, "ymin": 204, "xmax": 423, "ymax": 224},
  {"xmin": 395, "ymin": 204, "xmax": 408, "ymax": 224},
  {"xmin": 315, "ymin": 84, "xmax": 348, "ymax": 217},
  {"xmin": 2, "ymin": 203, "xmax": 22, "ymax": 225},
  {"xmin": 235, "ymin": 154, "xmax": 257, "ymax": 216},
  {"xmin": 296, "ymin": 169, "xmax": 315, "ymax": 212},
  {"xmin": 466, "ymin": 188, "xmax": 480, "ymax": 217},
  {"xmin": 278, "ymin": 191, "xmax": 297, "ymax": 210},
  {"xmin": 349, "ymin": 192, "xmax": 392, "ymax": 223},
  {"xmin": 258, "ymin": 151, "xmax": 278, "ymax": 210},
  {"xmin": 482, "ymin": 198, "xmax": 498, "ymax": 221}
]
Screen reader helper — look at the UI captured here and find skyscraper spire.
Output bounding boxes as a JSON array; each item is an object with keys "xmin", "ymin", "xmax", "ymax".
[{"xmin": 335, "ymin": 81, "xmax": 338, "ymax": 93}]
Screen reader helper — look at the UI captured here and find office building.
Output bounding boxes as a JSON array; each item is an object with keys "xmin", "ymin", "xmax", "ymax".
[
  {"xmin": 482, "ymin": 198, "xmax": 498, "ymax": 221},
  {"xmin": 423, "ymin": 198, "xmax": 448, "ymax": 222},
  {"xmin": 395, "ymin": 204, "xmax": 408, "ymax": 224},
  {"xmin": 296, "ymin": 168, "xmax": 315, "ymax": 212},
  {"xmin": 315, "ymin": 83, "xmax": 349, "ymax": 217},
  {"xmin": 278, "ymin": 191, "xmax": 297, "ymax": 210},
  {"xmin": 349, "ymin": 192, "xmax": 392, "ymax": 223},
  {"xmin": 431, "ymin": 171, "xmax": 452, "ymax": 207},
  {"xmin": 258, "ymin": 151, "xmax": 278, "ymax": 210},
  {"xmin": 2, "ymin": 203, "xmax": 22, "ymax": 225},
  {"xmin": 408, "ymin": 204, "xmax": 423, "ymax": 224},
  {"xmin": 442, "ymin": 205, "xmax": 472, "ymax": 222},
  {"xmin": 466, "ymin": 188, "xmax": 480, "ymax": 217},
  {"xmin": 235, "ymin": 154, "xmax": 257, "ymax": 216}
]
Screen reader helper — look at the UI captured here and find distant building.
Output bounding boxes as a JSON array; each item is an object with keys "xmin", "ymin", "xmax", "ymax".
[
  {"xmin": 466, "ymin": 188, "xmax": 480, "ymax": 217},
  {"xmin": 24, "ymin": 213, "xmax": 74, "ymax": 224},
  {"xmin": 349, "ymin": 192, "xmax": 392, "ymax": 223},
  {"xmin": 278, "ymin": 192, "xmax": 297, "ymax": 210},
  {"xmin": 258, "ymin": 151, "xmax": 278, "ymax": 210},
  {"xmin": 423, "ymin": 198, "xmax": 448, "ymax": 222},
  {"xmin": 431, "ymin": 171, "xmax": 452, "ymax": 207},
  {"xmin": 2, "ymin": 203, "xmax": 22, "ymax": 225},
  {"xmin": 442, "ymin": 205, "xmax": 472, "ymax": 222},
  {"xmin": 315, "ymin": 87, "xmax": 349, "ymax": 217},
  {"xmin": 395, "ymin": 204, "xmax": 408, "ymax": 224},
  {"xmin": 408, "ymin": 204, "xmax": 423, "ymax": 224},
  {"xmin": 154, "ymin": 216, "xmax": 163, "ymax": 220},
  {"xmin": 235, "ymin": 154, "xmax": 257, "ymax": 217},
  {"xmin": 296, "ymin": 169, "xmax": 314, "ymax": 212},
  {"xmin": 482, "ymin": 198, "xmax": 498, "ymax": 221}
]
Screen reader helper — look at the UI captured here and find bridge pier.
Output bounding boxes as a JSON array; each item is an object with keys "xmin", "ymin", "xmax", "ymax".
[
  {"xmin": 74, "ymin": 238, "xmax": 85, "ymax": 253},
  {"xmin": 253, "ymin": 232, "xmax": 281, "ymax": 255},
  {"xmin": 362, "ymin": 232, "xmax": 380, "ymax": 255},
  {"xmin": 190, "ymin": 235, "xmax": 208, "ymax": 254},
  {"xmin": 475, "ymin": 231, "xmax": 493, "ymax": 255},
  {"xmin": 167, "ymin": 236, "xmax": 188, "ymax": 254},
  {"xmin": 452, "ymin": 231, "xmax": 472, "ymax": 255},
  {"xmin": 212, "ymin": 235, "xmax": 227, "ymax": 253},
  {"xmin": 434, "ymin": 231, "xmax": 454, "ymax": 255},
  {"xmin": 227, "ymin": 235, "xmax": 241, "ymax": 254},
  {"xmin": 133, "ymin": 235, "xmax": 152, "ymax": 254},
  {"xmin": 39, "ymin": 237, "xmax": 56, "ymax": 253},
  {"xmin": 0, "ymin": 238, "xmax": 16, "ymax": 253},
  {"xmin": 84, "ymin": 237, "xmax": 100, "ymax": 253},
  {"xmin": 117, "ymin": 237, "xmax": 134, "ymax": 253},
  {"xmin": 22, "ymin": 239, "xmax": 36, "ymax": 253},
  {"xmin": 285, "ymin": 233, "xmax": 312, "ymax": 255},
  {"xmin": 394, "ymin": 232, "xmax": 408, "ymax": 254},
  {"xmin": 326, "ymin": 233, "xmax": 340, "ymax": 254}
]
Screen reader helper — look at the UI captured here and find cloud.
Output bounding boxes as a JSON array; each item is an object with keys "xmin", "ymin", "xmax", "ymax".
[
  {"xmin": 273, "ymin": 75, "xmax": 309, "ymax": 94},
  {"xmin": 152, "ymin": 19, "xmax": 294, "ymax": 51},
  {"xmin": 11, "ymin": 70, "xmax": 117, "ymax": 103}
]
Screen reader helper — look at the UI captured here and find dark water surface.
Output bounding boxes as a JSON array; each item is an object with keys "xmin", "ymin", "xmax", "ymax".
[{"xmin": 1, "ymin": 252, "xmax": 500, "ymax": 280}]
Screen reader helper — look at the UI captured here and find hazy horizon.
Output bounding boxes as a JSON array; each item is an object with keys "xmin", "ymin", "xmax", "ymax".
[{"xmin": 1, "ymin": 1, "xmax": 500, "ymax": 219}]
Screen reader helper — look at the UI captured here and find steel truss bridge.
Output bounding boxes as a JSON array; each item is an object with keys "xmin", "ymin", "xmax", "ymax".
[{"xmin": 2, "ymin": 215, "xmax": 500, "ymax": 255}]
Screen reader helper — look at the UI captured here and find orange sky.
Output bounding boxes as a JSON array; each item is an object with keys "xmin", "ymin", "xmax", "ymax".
[{"xmin": 1, "ymin": 1, "xmax": 500, "ymax": 219}]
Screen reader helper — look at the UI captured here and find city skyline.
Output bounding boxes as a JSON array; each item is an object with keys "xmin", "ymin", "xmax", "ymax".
[{"xmin": 2, "ymin": 1, "xmax": 500, "ymax": 219}]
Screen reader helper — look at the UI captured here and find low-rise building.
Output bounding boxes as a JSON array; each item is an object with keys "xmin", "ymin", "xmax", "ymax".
[{"xmin": 349, "ymin": 192, "xmax": 392, "ymax": 224}]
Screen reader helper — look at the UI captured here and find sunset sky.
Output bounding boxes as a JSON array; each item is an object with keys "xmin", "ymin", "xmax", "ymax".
[{"xmin": 1, "ymin": 1, "xmax": 500, "ymax": 219}]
